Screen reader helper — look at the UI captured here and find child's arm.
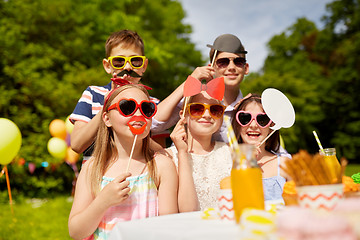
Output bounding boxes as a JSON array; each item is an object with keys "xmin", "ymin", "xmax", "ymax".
[
  {"xmin": 170, "ymin": 118, "xmax": 199, "ymax": 212},
  {"xmin": 70, "ymin": 112, "xmax": 102, "ymax": 153},
  {"xmin": 155, "ymin": 154, "xmax": 179, "ymax": 215},
  {"xmin": 68, "ymin": 161, "xmax": 131, "ymax": 240}
]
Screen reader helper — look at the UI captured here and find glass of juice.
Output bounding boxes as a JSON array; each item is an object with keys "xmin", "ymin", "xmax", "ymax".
[
  {"xmin": 231, "ymin": 144, "xmax": 265, "ymax": 223},
  {"xmin": 320, "ymin": 148, "xmax": 341, "ymax": 183}
]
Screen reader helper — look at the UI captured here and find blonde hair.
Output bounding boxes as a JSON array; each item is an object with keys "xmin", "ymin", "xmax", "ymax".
[{"xmin": 89, "ymin": 84, "xmax": 156, "ymax": 195}]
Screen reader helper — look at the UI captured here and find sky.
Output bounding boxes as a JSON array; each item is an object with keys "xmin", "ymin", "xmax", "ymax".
[{"xmin": 179, "ymin": 0, "xmax": 333, "ymax": 72}]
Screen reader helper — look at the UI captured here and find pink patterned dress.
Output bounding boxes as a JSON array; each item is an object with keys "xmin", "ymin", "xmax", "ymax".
[{"xmin": 85, "ymin": 172, "xmax": 158, "ymax": 240}]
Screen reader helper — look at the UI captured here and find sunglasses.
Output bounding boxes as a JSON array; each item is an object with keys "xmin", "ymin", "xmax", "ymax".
[
  {"xmin": 215, "ymin": 57, "xmax": 246, "ymax": 68},
  {"xmin": 107, "ymin": 98, "xmax": 157, "ymax": 119},
  {"xmin": 236, "ymin": 111, "xmax": 272, "ymax": 128},
  {"xmin": 108, "ymin": 56, "xmax": 146, "ymax": 69},
  {"xmin": 187, "ymin": 103, "xmax": 226, "ymax": 119}
]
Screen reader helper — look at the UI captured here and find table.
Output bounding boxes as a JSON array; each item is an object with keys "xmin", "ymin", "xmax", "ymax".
[{"xmin": 108, "ymin": 211, "xmax": 241, "ymax": 240}]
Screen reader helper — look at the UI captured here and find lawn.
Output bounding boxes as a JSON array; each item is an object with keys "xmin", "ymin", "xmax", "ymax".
[{"xmin": 0, "ymin": 195, "xmax": 73, "ymax": 240}]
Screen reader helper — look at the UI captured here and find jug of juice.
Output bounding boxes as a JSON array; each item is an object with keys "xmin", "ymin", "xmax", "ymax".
[
  {"xmin": 231, "ymin": 144, "xmax": 265, "ymax": 223},
  {"xmin": 320, "ymin": 148, "xmax": 341, "ymax": 183}
]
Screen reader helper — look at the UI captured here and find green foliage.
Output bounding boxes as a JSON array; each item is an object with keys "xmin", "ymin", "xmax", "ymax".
[
  {"xmin": 0, "ymin": 0, "xmax": 203, "ymax": 197},
  {"xmin": 0, "ymin": 196, "xmax": 73, "ymax": 240},
  {"xmin": 246, "ymin": 0, "xmax": 360, "ymax": 163}
]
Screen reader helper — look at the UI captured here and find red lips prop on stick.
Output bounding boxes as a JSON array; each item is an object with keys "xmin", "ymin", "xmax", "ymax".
[{"xmin": 126, "ymin": 115, "xmax": 147, "ymax": 172}]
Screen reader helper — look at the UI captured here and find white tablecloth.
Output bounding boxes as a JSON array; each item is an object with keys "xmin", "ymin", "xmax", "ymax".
[{"xmin": 108, "ymin": 211, "xmax": 241, "ymax": 240}]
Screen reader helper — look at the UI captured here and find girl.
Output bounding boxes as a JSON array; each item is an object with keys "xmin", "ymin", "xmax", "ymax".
[
  {"xmin": 68, "ymin": 85, "xmax": 178, "ymax": 240},
  {"xmin": 166, "ymin": 90, "xmax": 232, "ymax": 212},
  {"xmin": 231, "ymin": 93, "xmax": 287, "ymax": 202}
]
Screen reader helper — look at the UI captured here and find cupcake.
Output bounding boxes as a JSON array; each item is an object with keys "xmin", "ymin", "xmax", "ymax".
[{"xmin": 282, "ymin": 180, "xmax": 298, "ymax": 206}]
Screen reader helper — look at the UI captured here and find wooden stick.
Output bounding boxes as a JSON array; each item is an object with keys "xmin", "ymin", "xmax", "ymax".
[
  {"xmin": 258, "ymin": 130, "xmax": 275, "ymax": 147},
  {"xmin": 211, "ymin": 50, "xmax": 217, "ymax": 68},
  {"xmin": 126, "ymin": 134, "xmax": 138, "ymax": 172}
]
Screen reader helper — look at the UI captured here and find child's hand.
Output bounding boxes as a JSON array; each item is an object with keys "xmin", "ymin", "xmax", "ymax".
[
  {"xmin": 100, "ymin": 172, "xmax": 131, "ymax": 208},
  {"xmin": 170, "ymin": 117, "xmax": 188, "ymax": 153},
  {"xmin": 191, "ymin": 66, "xmax": 215, "ymax": 82}
]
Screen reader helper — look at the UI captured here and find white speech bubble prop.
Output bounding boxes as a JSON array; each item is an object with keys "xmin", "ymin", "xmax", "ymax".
[
  {"xmin": 262, "ymin": 88, "xmax": 295, "ymax": 130},
  {"xmin": 258, "ymin": 88, "xmax": 295, "ymax": 147}
]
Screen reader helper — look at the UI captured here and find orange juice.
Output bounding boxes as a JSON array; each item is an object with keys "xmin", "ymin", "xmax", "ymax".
[
  {"xmin": 231, "ymin": 168, "xmax": 265, "ymax": 223},
  {"xmin": 321, "ymin": 148, "xmax": 341, "ymax": 183},
  {"xmin": 324, "ymin": 155, "xmax": 341, "ymax": 182}
]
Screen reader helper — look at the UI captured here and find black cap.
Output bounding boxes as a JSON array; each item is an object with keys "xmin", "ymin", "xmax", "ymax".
[{"xmin": 207, "ymin": 34, "xmax": 247, "ymax": 54}]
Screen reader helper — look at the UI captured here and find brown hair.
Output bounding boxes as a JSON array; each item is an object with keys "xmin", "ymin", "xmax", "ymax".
[
  {"xmin": 231, "ymin": 93, "xmax": 280, "ymax": 152},
  {"xmin": 89, "ymin": 84, "xmax": 156, "ymax": 195},
  {"xmin": 105, "ymin": 30, "xmax": 145, "ymax": 58}
]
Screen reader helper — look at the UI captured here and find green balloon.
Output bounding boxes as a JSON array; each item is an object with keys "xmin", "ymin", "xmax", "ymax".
[
  {"xmin": 0, "ymin": 118, "xmax": 22, "ymax": 165},
  {"xmin": 47, "ymin": 137, "xmax": 67, "ymax": 159}
]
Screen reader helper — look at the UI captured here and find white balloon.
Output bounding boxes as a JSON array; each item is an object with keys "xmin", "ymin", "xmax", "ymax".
[{"xmin": 261, "ymin": 88, "xmax": 295, "ymax": 130}]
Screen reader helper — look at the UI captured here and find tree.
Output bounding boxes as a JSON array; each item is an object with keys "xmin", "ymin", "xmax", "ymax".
[
  {"xmin": 0, "ymin": 0, "xmax": 203, "ymax": 197},
  {"xmin": 246, "ymin": 0, "xmax": 360, "ymax": 163}
]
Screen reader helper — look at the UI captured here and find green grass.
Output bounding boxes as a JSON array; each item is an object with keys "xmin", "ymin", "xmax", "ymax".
[{"xmin": 0, "ymin": 195, "xmax": 73, "ymax": 240}]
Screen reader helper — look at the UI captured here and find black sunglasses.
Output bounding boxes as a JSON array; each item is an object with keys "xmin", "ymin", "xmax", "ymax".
[{"xmin": 215, "ymin": 57, "xmax": 246, "ymax": 68}]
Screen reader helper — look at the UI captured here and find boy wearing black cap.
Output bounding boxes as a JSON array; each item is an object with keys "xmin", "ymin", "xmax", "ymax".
[{"xmin": 152, "ymin": 33, "xmax": 249, "ymax": 142}]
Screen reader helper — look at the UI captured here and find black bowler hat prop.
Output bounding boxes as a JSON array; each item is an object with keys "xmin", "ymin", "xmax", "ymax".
[{"xmin": 207, "ymin": 34, "xmax": 248, "ymax": 54}]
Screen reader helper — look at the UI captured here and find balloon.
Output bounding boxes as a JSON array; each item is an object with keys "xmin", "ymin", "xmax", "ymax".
[
  {"xmin": 47, "ymin": 137, "xmax": 67, "ymax": 159},
  {"xmin": 65, "ymin": 115, "xmax": 74, "ymax": 134},
  {"xmin": 261, "ymin": 88, "xmax": 295, "ymax": 131},
  {"xmin": 0, "ymin": 118, "xmax": 22, "ymax": 165},
  {"xmin": 66, "ymin": 147, "xmax": 80, "ymax": 164},
  {"xmin": 49, "ymin": 119, "xmax": 67, "ymax": 139}
]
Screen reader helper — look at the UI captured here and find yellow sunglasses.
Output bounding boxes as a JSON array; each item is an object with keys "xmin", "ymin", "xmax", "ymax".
[{"xmin": 107, "ymin": 56, "xmax": 146, "ymax": 69}]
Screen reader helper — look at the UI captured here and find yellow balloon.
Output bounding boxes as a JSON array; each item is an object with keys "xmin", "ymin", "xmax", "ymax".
[
  {"xmin": 47, "ymin": 137, "xmax": 67, "ymax": 159},
  {"xmin": 0, "ymin": 118, "xmax": 22, "ymax": 165},
  {"xmin": 66, "ymin": 147, "xmax": 80, "ymax": 164},
  {"xmin": 65, "ymin": 115, "xmax": 74, "ymax": 134},
  {"xmin": 49, "ymin": 119, "xmax": 67, "ymax": 139}
]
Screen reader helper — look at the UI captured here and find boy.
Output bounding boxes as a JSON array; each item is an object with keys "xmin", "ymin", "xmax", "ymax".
[
  {"xmin": 69, "ymin": 30, "xmax": 166, "ymax": 163},
  {"xmin": 152, "ymin": 34, "xmax": 249, "ymax": 142}
]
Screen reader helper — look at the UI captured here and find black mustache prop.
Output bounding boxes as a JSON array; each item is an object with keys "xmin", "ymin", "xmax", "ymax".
[{"xmin": 117, "ymin": 70, "xmax": 142, "ymax": 78}]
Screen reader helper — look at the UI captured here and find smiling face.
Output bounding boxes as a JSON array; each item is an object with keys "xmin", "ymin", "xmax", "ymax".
[
  {"xmin": 214, "ymin": 52, "xmax": 249, "ymax": 88},
  {"xmin": 186, "ymin": 92, "xmax": 224, "ymax": 137},
  {"xmin": 104, "ymin": 87, "xmax": 152, "ymax": 140},
  {"xmin": 238, "ymin": 102, "xmax": 271, "ymax": 146}
]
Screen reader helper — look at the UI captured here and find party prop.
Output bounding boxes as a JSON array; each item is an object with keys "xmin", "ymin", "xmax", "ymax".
[
  {"xmin": 0, "ymin": 118, "xmax": 22, "ymax": 165},
  {"xmin": 47, "ymin": 137, "xmax": 68, "ymax": 159},
  {"xmin": 126, "ymin": 116, "xmax": 147, "ymax": 172},
  {"xmin": 49, "ymin": 119, "xmax": 67, "ymax": 140},
  {"xmin": 259, "ymin": 88, "xmax": 295, "ymax": 146},
  {"xmin": 183, "ymin": 76, "xmax": 225, "ymax": 101},
  {"xmin": 111, "ymin": 77, "xmax": 152, "ymax": 90}
]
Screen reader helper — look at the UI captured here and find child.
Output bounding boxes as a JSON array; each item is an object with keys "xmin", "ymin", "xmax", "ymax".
[
  {"xmin": 231, "ymin": 93, "xmax": 288, "ymax": 202},
  {"xmin": 152, "ymin": 33, "xmax": 249, "ymax": 143},
  {"xmin": 69, "ymin": 30, "xmax": 166, "ymax": 164},
  {"xmin": 68, "ymin": 84, "xmax": 178, "ymax": 240},
  {"xmin": 165, "ymin": 78, "xmax": 232, "ymax": 212}
]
